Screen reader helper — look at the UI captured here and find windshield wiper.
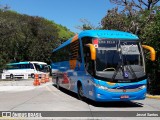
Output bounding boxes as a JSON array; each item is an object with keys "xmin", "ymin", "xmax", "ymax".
[
  {"xmin": 126, "ymin": 61, "xmax": 138, "ymax": 80},
  {"xmin": 112, "ymin": 63, "xmax": 123, "ymax": 80},
  {"xmin": 112, "ymin": 40, "xmax": 125, "ymax": 81}
]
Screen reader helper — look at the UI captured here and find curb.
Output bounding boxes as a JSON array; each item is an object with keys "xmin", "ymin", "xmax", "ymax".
[{"xmin": 146, "ymin": 94, "xmax": 160, "ymax": 99}]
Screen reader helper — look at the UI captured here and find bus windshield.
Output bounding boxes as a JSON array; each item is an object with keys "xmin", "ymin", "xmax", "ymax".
[
  {"xmin": 34, "ymin": 63, "xmax": 49, "ymax": 72},
  {"xmin": 94, "ymin": 39, "xmax": 145, "ymax": 80}
]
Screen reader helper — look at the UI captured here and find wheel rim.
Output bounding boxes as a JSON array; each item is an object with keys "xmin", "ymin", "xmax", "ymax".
[
  {"xmin": 79, "ymin": 86, "xmax": 83, "ymax": 96},
  {"xmin": 31, "ymin": 74, "xmax": 34, "ymax": 78},
  {"xmin": 56, "ymin": 79, "xmax": 59, "ymax": 89},
  {"xmin": 78, "ymin": 85, "xmax": 84, "ymax": 100},
  {"xmin": 10, "ymin": 74, "xmax": 13, "ymax": 79}
]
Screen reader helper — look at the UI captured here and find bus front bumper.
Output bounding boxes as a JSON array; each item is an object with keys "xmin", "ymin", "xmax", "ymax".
[{"xmin": 92, "ymin": 87, "xmax": 146, "ymax": 102}]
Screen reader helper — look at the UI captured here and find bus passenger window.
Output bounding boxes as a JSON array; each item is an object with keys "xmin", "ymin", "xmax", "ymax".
[{"xmin": 30, "ymin": 64, "xmax": 34, "ymax": 69}]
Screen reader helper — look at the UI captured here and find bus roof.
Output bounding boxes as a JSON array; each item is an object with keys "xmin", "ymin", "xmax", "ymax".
[
  {"xmin": 52, "ymin": 30, "xmax": 139, "ymax": 52},
  {"xmin": 78, "ymin": 30, "xmax": 138, "ymax": 39}
]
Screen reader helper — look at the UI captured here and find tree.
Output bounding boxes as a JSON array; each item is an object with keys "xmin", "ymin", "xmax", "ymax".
[
  {"xmin": 0, "ymin": 10, "xmax": 19, "ymax": 68},
  {"xmin": 76, "ymin": 18, "xmax": 101, "ymax": 31},
  {"xmin": 102, "ymin": 0, "xmax": 160, "ymax": 34},
  {"xmin": 140, "ymin": 9, "xmax": 160, "ymax": 94},
  {"xmin": 0, "ymin": 10, "xmax": 74, "ymax": 69},
  {"xmin": 110, "ymin": 0, "xmax": 159, "ymax": 11}
]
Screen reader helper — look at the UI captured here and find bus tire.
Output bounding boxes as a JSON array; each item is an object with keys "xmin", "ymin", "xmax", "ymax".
[
  {"xmin": 77, "ymin": 82, "xmax": 85, "ymax": 101},
  {"xmin": 31, "ymin": 74, "xmax": 35, "ymax": 78},
  {"xmin": 10, "ymin": 74, "xmax": 14, "ymax": 79},
  {"xmin": 56, "ymin": 77, "xmax": 60, "ymax": 89}
]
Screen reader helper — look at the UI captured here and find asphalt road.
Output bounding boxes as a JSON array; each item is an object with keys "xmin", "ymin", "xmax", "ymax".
[{"xmin": 0, "ymin": 79, "xmax": 160, "ymax": 119}]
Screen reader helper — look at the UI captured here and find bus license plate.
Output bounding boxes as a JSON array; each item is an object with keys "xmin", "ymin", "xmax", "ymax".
[{"xmin": 120, "ymin": 95, "xmax": 129, "ymax": 99}]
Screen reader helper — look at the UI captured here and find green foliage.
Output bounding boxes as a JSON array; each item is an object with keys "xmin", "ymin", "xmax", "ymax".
[
  {"xmin": 101, "ymin": 8, "xmax": 130, "ymax": 32},
  {"xmin": 0, "ymin": 10, "xmax": 74, "ymax": 69},
  {"xmin": 139, "ymin": 9, "xmax": 160, "ymax": 94},
  {"xmin": 56, "ymin": 24, "xmax": 74, "ymax": 43}
]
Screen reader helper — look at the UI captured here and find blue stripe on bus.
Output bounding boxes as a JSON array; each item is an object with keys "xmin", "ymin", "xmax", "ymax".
[{"xmin": 7, "ymin": 62, "xmax": 30, "ymax": 65}]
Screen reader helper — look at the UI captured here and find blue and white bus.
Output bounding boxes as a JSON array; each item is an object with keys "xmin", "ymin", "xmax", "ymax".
[
  {"xmin": 2, "ymin": 61, "xmax": 50, "ymax": 79},
  {"xmin": 51, "ymin": 30, "xmax": 155, "ymax": 102}
]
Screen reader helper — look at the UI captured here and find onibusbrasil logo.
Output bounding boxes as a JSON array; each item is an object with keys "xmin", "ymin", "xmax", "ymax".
[{"xmin": 1, "ymin": 112, "xmax": 42, "ymax": 118}]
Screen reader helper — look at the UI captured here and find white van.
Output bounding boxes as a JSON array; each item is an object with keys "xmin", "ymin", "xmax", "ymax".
[{"xmin": 2, "ymin": 61, "xmax": 50, "ymax": 79}]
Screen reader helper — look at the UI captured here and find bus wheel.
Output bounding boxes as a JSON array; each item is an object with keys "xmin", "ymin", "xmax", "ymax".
[
  {"xmin": 78, "ymin": 84, "xmax": 85, "ymax": 101},
  {"xmin": 56, "ymin": 78, "xmax": 60, "ymax": 89},
  {"xmin": 31, "ymin": 74, "xmax": 35, "ymax": 78},
  {"xmin": 10, "ymin": 74, "xmax": 14, "ymax": 79}
]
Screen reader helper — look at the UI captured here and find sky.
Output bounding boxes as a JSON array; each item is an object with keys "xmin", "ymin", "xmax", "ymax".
[{"xmin": 0, "ymin": 0, "xmax": 115, "ymax": 33}]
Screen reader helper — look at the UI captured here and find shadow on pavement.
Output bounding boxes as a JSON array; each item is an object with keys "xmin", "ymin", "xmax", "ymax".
[
  {"xmin": 86, "ymin": 100, "xmax": 143, "ymax": 108},
  {"xmin": 52, "ymin": 84, "xmax": 144, "ymax": 108}
]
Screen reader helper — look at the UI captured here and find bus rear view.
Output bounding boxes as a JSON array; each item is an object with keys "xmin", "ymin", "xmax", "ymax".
[{"xmin": 51, "ymin": 30, "xmax": 155, "ymax": 102}]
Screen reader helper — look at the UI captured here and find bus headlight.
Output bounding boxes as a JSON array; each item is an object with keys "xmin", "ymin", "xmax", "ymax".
[
  {"xmin": 94, "ymin": 83, "xmax": 108, "ymax": 90},
  {"xmin": 97, "ymin": 85, "xmax": 109, "ymax": 90},
  {"xmin": 139, "ymin": 85, "xmax": 146, "ymax": 90},
  {"xmin": 89, "ymin": 80, "xmax": 109, "ymax": 90}
]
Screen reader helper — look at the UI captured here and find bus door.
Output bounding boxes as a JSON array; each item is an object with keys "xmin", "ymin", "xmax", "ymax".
[{"xmin": 82, "ymin": 37, "xmax": 95, "ymax": 97}]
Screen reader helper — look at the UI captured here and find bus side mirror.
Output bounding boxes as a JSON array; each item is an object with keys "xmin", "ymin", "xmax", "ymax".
[
  {"xmin": 86, "ymin": 44, "xmax": 96, "ymax": 60},
  {"xmin": 142, "ymin": 45, "xmax": 156, "ymax": 61}
]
